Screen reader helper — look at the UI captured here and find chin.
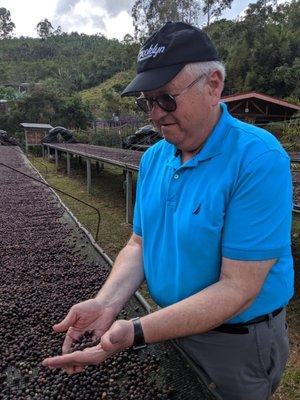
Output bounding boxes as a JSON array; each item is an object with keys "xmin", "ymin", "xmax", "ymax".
[{"xmin": 162, "ymin": 135, "xmax": 182, "ymax": 148}]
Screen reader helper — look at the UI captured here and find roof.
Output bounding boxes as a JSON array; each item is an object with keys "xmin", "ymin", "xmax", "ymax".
[
  {"xmin": 20, "ymin": 123, "xmax": 53, "ymax": 129},
  {"xmin": 221, "ymin": 92, "xmax": 300, "ymax": 111}
]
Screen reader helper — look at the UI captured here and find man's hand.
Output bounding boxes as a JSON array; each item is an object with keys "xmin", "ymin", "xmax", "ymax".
[
  {"xmin": 100, "ymin": 319, "xmax": 134, "ymax": 353},
  {"xmin": 42, "ymin": 345, "xmax": 112, "ymax": 373},
  {"xmin": 53, "ymin": 298, "xmax": 116, "ymax": 355},
  {"xmin": 42, "ymin": 320, "xmax": 134, "ymax": 374}
]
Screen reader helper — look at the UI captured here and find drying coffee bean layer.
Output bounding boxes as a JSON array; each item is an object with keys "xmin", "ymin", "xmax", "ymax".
[
  {"xmin": 45, "ymin": 143, "xmax": 142, "ymax": 170},
  {"xmin": 0, "ymin": 147, "xmax": 214, "ymax": 400}
]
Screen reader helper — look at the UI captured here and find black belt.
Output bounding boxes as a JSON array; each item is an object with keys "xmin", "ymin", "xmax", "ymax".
[{"xmin": 212, "ymin": 307, "xmax": 283, "ymax": 335}]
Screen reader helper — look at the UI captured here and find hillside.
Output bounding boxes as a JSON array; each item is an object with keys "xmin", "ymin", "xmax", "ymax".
[
  {"xmin": 80, "ymin": 69, "xmax": 137, "ymax": 119},
  {"xmin": 0, "ymin": 33, "xmax": 139, "ymax": 94},
  {"xmin": 0, "ymin": 1, "xmax": 299, "ymax": 130}
]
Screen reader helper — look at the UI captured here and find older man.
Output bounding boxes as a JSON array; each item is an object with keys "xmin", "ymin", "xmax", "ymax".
[{"xmin": 43, "ymin": 22, "xmax": 293, "ymax": 400}]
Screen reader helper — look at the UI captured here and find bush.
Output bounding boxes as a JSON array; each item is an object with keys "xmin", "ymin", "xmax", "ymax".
[{"xmin": 264, "ymin": 117, "xmax": 300, "ymax": 151}]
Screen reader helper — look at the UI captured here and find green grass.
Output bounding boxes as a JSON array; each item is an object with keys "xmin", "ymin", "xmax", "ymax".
[
  {"xmin": 271, "ymin": 216, "xmax": 300, "ymax": 400},
  {"xmin": 274, "ymin": 368, "xmax": 300, "ymax": 400},
  {"xmin": 29, "ymin": 154, "xmax": 133, "ymax": 259}
]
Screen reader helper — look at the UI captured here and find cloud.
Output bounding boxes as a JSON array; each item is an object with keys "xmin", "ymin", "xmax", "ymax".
[
  {"xmin": 90, "ymin": 0, "xmax": 135, "ymax": 17},
  {"xmin": 53, "ymin": 0, "xmax": 134, "ymax": 34},
  {"xmin": 55, "ymin": 13, "xmax": 106, "ymax": 32},
  {"xmin": 90, "ymin": 14, "xmax": 106, "ymax": 29},
  {"xmin": 55, "ymin": 0, "xmax": 79, "ymax": 16},
  {"xmin": 54, "ymin": 0, "xmax": 134, "ymax": 19}
]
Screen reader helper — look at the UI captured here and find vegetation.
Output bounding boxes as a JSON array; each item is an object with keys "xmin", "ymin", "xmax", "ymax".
[
  {"xmin": 132, "ymin": 0, "xmax": 234, "ymax": 40},
  {"xmin": 29, "ymin": 156, "xmax": 132, "ymax": 259},
  {"xmin": 0, "ymin": 32, "xmax": 139, "ymax": 94},
  {"xmin": 80, "ymin": 69, "xmax": 138, "ymax": 119},
  {"xmin": 0, "ymin": 86, "xmax": 93, "ymax": 133},
  {"xmin": 0, "ymin": 7, "xmax": 15, "ymax": 39},
  {"xmin": 36, "ymin": 18, "xmax": 62, "ymax": 39},
  {"xmin": 205, "ymin": 0, "xmax": 300, "ymax": 97},
  {"xmin": 0, "ymin": 1, "xmax": 299, "ymax": 138}
]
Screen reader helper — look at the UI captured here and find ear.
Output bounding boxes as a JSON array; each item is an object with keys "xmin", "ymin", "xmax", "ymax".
[{"xmin": 206, "ymin": 70, "xmax": 224, "ymax": 105}]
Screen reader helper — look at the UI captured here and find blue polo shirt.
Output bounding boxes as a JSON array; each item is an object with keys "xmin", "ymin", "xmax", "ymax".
[{"xmin": 133, "ymin": 103, "xmax": 294, "ymax": 323}]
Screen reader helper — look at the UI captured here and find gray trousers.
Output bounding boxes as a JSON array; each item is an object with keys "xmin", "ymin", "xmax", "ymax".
[{"xmin": 177, "ymin": 309, "xmax": 288, "ymax": 400}]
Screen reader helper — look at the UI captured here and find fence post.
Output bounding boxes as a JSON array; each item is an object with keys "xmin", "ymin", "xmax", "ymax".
[
  {"xmin": 55, "ymin": 149, "xmax": 59, "ymax": 169},
  {"xmin": 67, "ymin": 152, "xmax": 71, "ymax": 176},
  {"xmin": 86, "ymin": 158, "xmax": 91, "ymax": 193}
]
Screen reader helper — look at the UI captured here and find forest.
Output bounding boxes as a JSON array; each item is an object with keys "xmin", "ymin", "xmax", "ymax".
[{"xmin": 0, "ymin": 0, "xmax": 299, "ymax": 132}]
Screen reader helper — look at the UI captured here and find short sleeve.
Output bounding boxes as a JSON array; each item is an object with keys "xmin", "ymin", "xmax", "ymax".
[{"xmin": 222, "ymin": 150, "xmax": 292, "ymax": 260}]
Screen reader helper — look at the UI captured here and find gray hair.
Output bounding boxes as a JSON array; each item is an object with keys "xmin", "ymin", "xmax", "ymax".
[{"xmin": 183, "ymin": 61, "xmax": 226, "ymax": 88}]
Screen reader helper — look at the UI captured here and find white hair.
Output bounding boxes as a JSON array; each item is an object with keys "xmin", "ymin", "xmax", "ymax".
[{"xmin": 183, "ymin": 61, "xmax": 226, "ymax": 89}]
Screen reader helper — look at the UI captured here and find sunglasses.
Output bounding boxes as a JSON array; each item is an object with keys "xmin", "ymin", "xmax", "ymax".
[{"xmin": 136, "ymin": 73, "xmax": 206, "ymax": 113}]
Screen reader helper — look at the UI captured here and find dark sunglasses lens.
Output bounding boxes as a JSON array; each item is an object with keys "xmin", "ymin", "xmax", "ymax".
[
  {"xmin": 136, "ymin": 98, "xmax": 150, "ymax": 113},
  {"xmin": 136, "ymin": 95, "xmax": 176, "ymax": 113},
  {"xmin": 157, "ymin": 95, "xmax": 176, "ymax": 112}
]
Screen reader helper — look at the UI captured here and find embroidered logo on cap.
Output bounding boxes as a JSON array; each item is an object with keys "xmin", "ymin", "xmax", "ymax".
[{"xmin": 138, "ymin": 43, "xmax": 166, "ymax": 62}]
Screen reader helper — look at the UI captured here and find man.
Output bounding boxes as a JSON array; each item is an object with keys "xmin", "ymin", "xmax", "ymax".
[{"xmin": 43, "ymin": 22, "xmax": 294, "ymax": 400}]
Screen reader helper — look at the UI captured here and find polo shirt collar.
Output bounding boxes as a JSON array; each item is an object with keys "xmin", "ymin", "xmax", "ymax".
[{"xmin": 167, "ymin": 102, "xmax": 231, "ymax": 169}]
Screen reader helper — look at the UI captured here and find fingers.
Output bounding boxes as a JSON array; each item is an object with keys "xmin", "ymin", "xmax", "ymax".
[
  {"xmin": 62, "ymin": 334, "xmax": 74, "ymax": 355},
  {"xmin": 64, "ymin": 365, "xmax": 85, "ymax": 375},
  {"xmin": 42, "ymin": 346, "xmax": 110, "ymax": 371},
  {"xmin": 43, "ymin": 352, "xmax": 82, "ymax": 369},
  {"xmin": 53, "ymin": 308, "xmax": 77, "ymax": 333},
  {"xmin": 92, "ymin": 332, "xmax": 100, "ymax": 342},
  {"xmin": 74, "ymin": 366, "xmax": 85, "ymax": 373},
  {"xmin": 61, "ymin": 328, "xmax": 82, "ymax": 355}
]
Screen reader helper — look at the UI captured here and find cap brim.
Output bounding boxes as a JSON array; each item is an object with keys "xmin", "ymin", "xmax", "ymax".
[{"xmin": 121, "ymin": 63, "xmax": 185, "ymax": 97}]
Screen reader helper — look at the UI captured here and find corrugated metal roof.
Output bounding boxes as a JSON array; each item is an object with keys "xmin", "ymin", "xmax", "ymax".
[
  {"xmin": 20, "ymin": 123, "xmax": 53, "ymax": 129},
  {"xmin": 221, "ymin": 92, "xmax": 300, "ymax": 111}
]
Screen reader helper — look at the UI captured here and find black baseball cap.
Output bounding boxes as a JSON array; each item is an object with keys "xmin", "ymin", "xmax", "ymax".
[{"xmin": 121, "ymin": 21, "xmax": 219, "ymax": 97}]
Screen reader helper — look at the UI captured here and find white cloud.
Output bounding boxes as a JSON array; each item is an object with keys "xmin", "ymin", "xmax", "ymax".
[
  {"xmin": 53, "ymin": 0, "xmax": 134, "ymax": 39},
  {"xmin": 104, "ymin": 11, "xmax": 134, "ymax": 40},
  {"xmin": 0, "ymin": 0, "xmax": 57, "ymax": 38}
]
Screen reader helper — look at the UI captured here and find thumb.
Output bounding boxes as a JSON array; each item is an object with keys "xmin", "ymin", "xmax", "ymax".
[
  {"xmin": 109, "ymin": 324, "xmax": 126, "ymax": 345},
  {"xmin": 101, "ymin": 321, "xmax": 132, "ymax": 352},
  {"xmin": 53, "ymin": 308, "xmax": 77, "ymax": 333}
]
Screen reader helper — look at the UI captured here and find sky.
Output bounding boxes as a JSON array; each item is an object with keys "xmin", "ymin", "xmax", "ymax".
[{"xmin": 0, "ymin": 0, "xmax": 291, "ymax": 41}]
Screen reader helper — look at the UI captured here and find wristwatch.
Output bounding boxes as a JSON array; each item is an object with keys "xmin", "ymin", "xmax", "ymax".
[{"xmin": 131, "ymin": 317, "xmax": 147, "ymax": 350}]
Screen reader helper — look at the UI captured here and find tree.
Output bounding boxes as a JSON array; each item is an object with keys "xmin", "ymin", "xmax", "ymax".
[
  {"xmin": 131, "ymin": 0, "xmax": 234, "ymax": 40},
  {"xmin": 0, "ymin": 86, "xmax": 21, "ymax": 100},
  {"xmin": 132, "ymin": 0, "xmax": 201, "ymax": 41},
  {"xmin": 0, "ymin": 8, "xmax": 15, "ymax": 39},
  {"xmin": 203, "ymin": 0, "xmax": 233, "ymax": 26},
  {"xmin": 59, "ymin": 95, "xmax": 93, "ymax": 129},
  {"xmin": 222, "ymin": 0, "xmax": 299, "ymax": 97},
  {"xmin": 36, "ymin": 19, "xmax": 57, "ymax": 39}
]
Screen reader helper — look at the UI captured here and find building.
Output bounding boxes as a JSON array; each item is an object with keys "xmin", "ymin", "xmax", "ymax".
[
  {"xmin": 20, "ymin": 123, "xmax": 53, "ymax": 152},
  {"xmin": 222, "ymin": 92, "xmax": 300, "ymax": 124},
  {"xmin": 0, "ymin": 100, "xmax": 9, "ymax": 114}
]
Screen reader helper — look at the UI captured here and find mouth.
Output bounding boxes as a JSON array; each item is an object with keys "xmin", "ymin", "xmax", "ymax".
[{"xmin": 161, "ymin": 123, "xmax": 176, "ymax": 128}]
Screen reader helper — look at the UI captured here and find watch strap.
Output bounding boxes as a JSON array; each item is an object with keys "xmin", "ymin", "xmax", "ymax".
[{"xmin": 132, "ymin": 317, "xmax": 147, "ymax": 350}]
